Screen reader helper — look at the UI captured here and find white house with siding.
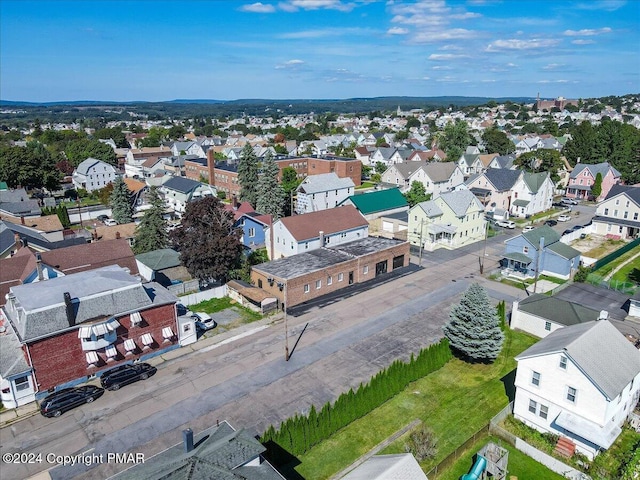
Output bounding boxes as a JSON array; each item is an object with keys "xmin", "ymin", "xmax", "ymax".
[{"xmin": 514, "ymin": 320, "xmax": 640, "ymax": 460}]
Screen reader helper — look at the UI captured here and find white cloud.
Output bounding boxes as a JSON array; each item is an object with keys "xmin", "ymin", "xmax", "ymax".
[
  {"xmin": 450, "ymin": 12, "xmax": 482, "ymax": 20},
  {"xmin": 432, "ymin": 65, "xmax": 452, "ymax": 70},
  {"xmin": 428, "ymin": 53, "xmax": 469, "ymax": 61},
  {"xmin": 537, "ymin": 79, "xmax": 572, "ymax": 84},
  {"xmin": 486, "ymin": 38, "xmax": 560, "ymax": 51},
  {"xmin": 240, "ymin": 2, "xmax": 276, "ymax": 13},
  {"xmin": 387, "ymin": 27, "xmax": 408, "ymax": 35},
  {"xmin": 572, "ymin": 39, "xmax": 595, "ymax": 45},
  {"xmin": 506, "ymin": 62, "xmax": 518, "ymax": 68},
  {"xmin": 564, "ymin": 27, "xmax": 612, "ymax": 36},
  {"xmin": 575, "ymin": 0, "xmax": 626, "ymax": 11},
  {"xmin": 412, "ymin": 28, "xmax": 478, "ymax": 43},
  {"xmin": 280, "ymin": 0, "xmax": 356, "ymax": 12},
  {"xmin": 275, "ymin": 59, "xmax": 306, "ymax": 70},
  {"xmin": 543, "ymin": 63, "xmax": 565, "ymax": 70},
  {"xmin": 278, "ymin": 27, "xmax": 374, "ymax": 39}
]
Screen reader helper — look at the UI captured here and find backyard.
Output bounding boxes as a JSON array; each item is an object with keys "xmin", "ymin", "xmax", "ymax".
[
  {"xmin": 288, "ymin": 329, "xmax": 539, "ymax": 479},
  {"xmin": 188, "ymin": 297, "xmax": 263, "ymax": 334}
]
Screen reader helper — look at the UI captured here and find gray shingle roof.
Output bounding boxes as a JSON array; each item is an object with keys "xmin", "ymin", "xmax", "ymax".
[
  {"xmin": 520, "ymin": 225, "xmax": 560, "ymax": 248},
  {"xmin": 6, "ymin": 266, "xmax": 176, "ymax": 342},
  {"xmin": 390, "ymin": 161, "xmax": 428, "ymax": 179},
  {"xmin": 515, "ymin": 320, "xmax": 640, "ymax": 400},
  {"xmin": 547, "ymin": 241, "xmax": 581, "ymax": 260},
  {"xmin": 437, "ymin": 189, "xmax": 483, "ymax": 217},
  {"xmin": 604, "ymin": 184, "xmax": 640, "ymax": 206},
  {"xmin": 523, "ymin": 171, "xmax": 550, "ymax": 194},
  {"xmin": 569, "ymin": 162, "xmax": 621, "ymax": 179},
  {"xmin": 297, "ymin": 173, "xmax": 354, "ymax": 194},
  {"xmin": 163, "ymin": 176, "xmax": 202, "ymax": 193},
  {"xmin": 517, "ymin": 293, "xmax": 600, "ymax": 327},
  {"xmin": 75, "ymin": 157, "xmax": 115, "ymax": 175},
  {"xmin": 483, "ymin": 168, "xmax": 522, "ymax": 191},
  {"xmin": 422, "ymin": 162, "xmax": 458, "ymax": 183},
  {"xmin": 135, "ymin": 249, "xmax": 182, "ymax": 271},
  {"xmin": 415, "ymin": 200, "xmax": 443, "ymax": 218}
]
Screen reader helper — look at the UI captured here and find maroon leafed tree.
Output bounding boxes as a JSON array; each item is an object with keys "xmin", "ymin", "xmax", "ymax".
[{"xmin": 170, "ymin": 196, "xmax": 243, "ymax": 284}]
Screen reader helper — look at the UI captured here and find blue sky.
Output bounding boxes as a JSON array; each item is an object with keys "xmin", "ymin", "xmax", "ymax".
[{"xmin": 1, "ymin": 0, "xmax": 638, "ymax": 102}]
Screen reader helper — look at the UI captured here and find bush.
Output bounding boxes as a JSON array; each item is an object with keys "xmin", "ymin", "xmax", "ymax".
[
  {"xmin": 573, "ymin": 265, "xmax": 591, "ymax": 283},
  {"xmin": 404, "ymin": 425, "xmax": 438, "ymax": 462}
]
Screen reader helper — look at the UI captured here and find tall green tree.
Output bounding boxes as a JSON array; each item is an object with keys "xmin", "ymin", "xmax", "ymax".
[
  {"xmin": 237, "ymin": 144, "xmax": 259, "ymax": 207},
  {"xmin": 514, "ymin": 149, "xmax": 563, "ymax": 184},
  {"xmin": 481, "ymin": 127, "xmax": 515, "ymax": 155},
  {"xmin": 64, "ymin": 138, "xmax": 117, "ymax": 166},
  {"xmin": 438, "ymin": 120, "xmax": 472, "ymax": 162},
  {"xmin": 591, "ymin": 172, "xmax": 603, "ymax": 199},
  {"xmin": 403, "ymin": 181, "xmax": 431, "ymax": 207},
  {"xmin": 0, "ymin": 142, "xmax": 61, "ymax": 190},
  {"xmin": 170, "ymin": 196, "xmax": 242, "ymax": 283},
  {"xmin": 562, "ymin": 121, "xmax": 597, "ymax": 165},
  {"xmin": 256, "ymin": 152, "xmax": 285, "ymax": 219},
  {"xmin": 133, "ymin": 186, "xmax": 168, "ymax": 254},
  {"xmin": 280, "ymin": 166, "xmax": 300, "ymax": 216},
  {"xmin": 442, "ymin": 283, "xmax": 504, "ymax": 363},
  {"xmin": 109, "ymin": 176, "xmax": 133, "ymax": 224}
]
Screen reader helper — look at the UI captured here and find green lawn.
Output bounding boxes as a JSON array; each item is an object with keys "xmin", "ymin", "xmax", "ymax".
[
  {"xmin": 435, "ymin": 435, "xmax": 565, "ymax": 480},
  {"xmin": 189, "ymin": 297, "xmax": 262, "ymax": 323},
  {"xmin": 291, "ymin": 330, "xmax": 539, "ymax": 479},
  {"xmin": 610, "ymin": 253, "xmax": 640, "ymax": 284}
]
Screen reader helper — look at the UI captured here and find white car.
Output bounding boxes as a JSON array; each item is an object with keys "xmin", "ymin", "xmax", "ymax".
[
  {"xmin": 496, "ymin": 220, "xmax": 516, "ymax": 229},
  {"xmin": 192, "ymin": 312, "xmax": 215, "ymax": 331},
  {"xmin": 522, "ymin": 226, "xmax": 535, "ymax": 233},
  {"xmin": 104, "ymin": 219, "xmax": 118, "ymax": 226},
  {"xmin": 557, "ymin": 214, "xmax": 571, "ymax": 222}
]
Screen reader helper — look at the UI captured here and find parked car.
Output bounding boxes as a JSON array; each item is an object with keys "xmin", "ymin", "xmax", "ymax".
[
  {"xmin": 176, "ymin": 303, "xmax": 190, "ymax": 316},
  {"xmin": 496, "ymin": 220, "xmax": 516, "ymax": 229},
  {"xmin": 104, "ymin": 218, "xmax": 118, "ymax": 226},
  {"xmin": 100, "ymin": 363, "xmax": 157, "ymax": 391},
  {"xmin": 40, "ymin": 386, "xmax": 105, "ymax": 417},
  {"xmin": 97, "ymin": 214, "xmax": 109, "ymax": 223},
  {"xmin": 193, "ymin": 312, "xmax": 215, "ymax": 330},
  {"xmin": 562, "ymin": 197, "xmax": 579, "ymax": 205},
  {"xmin": 572, "ymin": 225, "xmax": 583, "ymax": 231},
  {"xmin": 522, "ymin": 226, "xmax": 535, "ymax": 233},
  {"xmin": 562, "ymin": 229, "xmax": 573, "ymax": 236},
  {"xmin": 557, "ymin": 214, "xmax": 571, "ymax": 222},
  {"xmin": 544, "ymin": 219, "xmax": 558, "ymax": 226}
]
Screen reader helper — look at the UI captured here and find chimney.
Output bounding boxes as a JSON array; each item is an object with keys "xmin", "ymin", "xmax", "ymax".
[
  {"xmin": 36, "ymin": 253, "xmax": 44, "ymax": 281},
  {"xmin": 183, "ymin": 428, "xmax": 194, "ymax": 453},
  {"xmin": 63, "ymin": 292, "xmax": 75, "ymax": 327},
  {"xmin": 14, "ymin": 233, "xmax": 21, "ymax": 251},
  {"xmin": 232, "ymin": 195, "xmax": 239, "ymax": 210},
  {"xmin": 598, "ymin": 310, "xmax": 608, "ymax": 321},
  {"xmin": 20, "ymin": 215, "xmax": 25, "ymax": 225},
  {"xmin": 115, "ymin": 231, "xmax": 121, "ymax": 239},
  {"xmin": 206, "ymin": 149, "xmax": 215, "ymax": 186},
  {"xmin": 319, "ymin": 230, "xmax": 325, "ymax": 246}
]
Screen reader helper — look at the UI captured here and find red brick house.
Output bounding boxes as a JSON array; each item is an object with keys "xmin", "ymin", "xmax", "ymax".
[{"xmin": 0, "ymin": 265, "xmax": 179, "ymax": 408}]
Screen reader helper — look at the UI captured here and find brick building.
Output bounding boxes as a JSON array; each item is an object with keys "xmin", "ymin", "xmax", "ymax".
[
  {"xmin": 0, "ymin": 266, "xmax": 179, "ymax": 408},
  {"xmin": 251, "ymin": 237, "xmax": 410, "ymax": 309},
  {"xmin": 203, "ymin": 151, "xmax": 361, "ymax": 199}
]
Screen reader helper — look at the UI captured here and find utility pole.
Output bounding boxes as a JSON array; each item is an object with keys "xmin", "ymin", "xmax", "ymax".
[
  {"xmin": 418, "ymin": 219, "xmax": 424, "ymax": 267},
  {"xmin": 480, "ymin": 220, "xmax": 488, "ymax": 274},
  {"xmin": 533, "ymin": 236, "xmax": 544, "ymax": 293},
  {"xmin": 278, "ymin": 281, "xmax": 290, "ymax": 361}
]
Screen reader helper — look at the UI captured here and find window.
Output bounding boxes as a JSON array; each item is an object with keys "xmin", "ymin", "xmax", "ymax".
[
  {"xmin": 529, "ymin": 399, "xmax": 537, "ymax": 414},
  {"xmin": 614, "ymin": 209, "xmax": 619, "ymax": 217},
  {"xmin": 304, "ymin": 284, "xmax": 310, "ymax": 293},
  {"xmin": 14, "ymin": 375, "xmax": 30, "ymax": 392},
  {"xmin": 531, "ymin": 371, "xmax": 540, "ymax": 386},
  {"xmin": 624, "ymin": 211, "xmax": 628, "ymax": 219},
  {"xmin": 327, "ymin": 275, "xmax": 332, "ymax": 285},
  {"xmin": 539, "ymin": 404, "xmax": 548, "ymax": 419},
  {"xmin": 559, "ymin": 356, "xmax": 567, "ymax": 369},
  {"xmin": 363, "ymin": 265, "xmax": 369, "ymax": 274},
  {"xmin": 338, "ymin": 273, "xmax": 344, "ymax": 282},
  {"xmin": 567, "ymin": 387, "xmax": 577, "ymax": 403},
  {"xmin": 545, "ymin": 321, "xmax": 551, "ymax": 331},
  {"xmin": 604, "ymin": 208, "xmax": 609, "ymax": 215},
  {"xmin": 316, "ymin": 280, "xmax": 321, "ymax": 289},
  {"xmin": 635, "ymin": 213, "xmax": 639, "ymax": 221},
  {"xmin": 248, "ymin": 227, "xmax": 255, "ymax": 237},
  {"xmin": 523, "ymin": 246, "xmax": 529, "ymax": 254}
]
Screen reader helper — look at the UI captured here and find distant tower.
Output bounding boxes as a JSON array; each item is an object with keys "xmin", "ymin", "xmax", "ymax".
[{"xmin": 397, "ymin": 105, "xmax": 402, "ymax": 116}]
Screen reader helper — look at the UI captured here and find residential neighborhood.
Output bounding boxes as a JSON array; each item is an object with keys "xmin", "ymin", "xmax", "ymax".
[{"xmin": 1, "ymin": 92, "xmax": 639, "ymax": 480}]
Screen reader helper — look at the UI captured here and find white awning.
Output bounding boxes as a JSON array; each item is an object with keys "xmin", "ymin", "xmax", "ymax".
[
  {"xmin": 85, "ymin": 351, "xmax": 99, "ymax": 365},
  {"xmin": 141, "ymin": 333, "xmax": 154, "ymax": 346},
  {"xmin": 93, "ymin": 323, "xmax": 108, "ymax": 336},
  {"xmin": 105, "ymin": 345, "xmax": 118, "ymax": 358},
  {"xmin": 555, "ymin": 410, "xmax": 622, "ymax": 449},
  {"xmin": 105, "ymin": 318, "xmax": 120, "ymax": 331},
  {"xmin": 130, "ymin": 311, "xmax": 142, "ymax": 326},
  {"xmin": 124, "ymin": 339, "xmax": 136, "ymax": 352},
  {"xmin": 77, "ymin": 326, "xmax": 92, "ymax": 339},
  {"xmin": 162, "ymin": 327, "xmax": 174, "ymax": 339}
]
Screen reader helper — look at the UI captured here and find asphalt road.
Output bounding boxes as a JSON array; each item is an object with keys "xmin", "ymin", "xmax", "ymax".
[{"xmin": 1, "ymin": 208, "xmax": 595, "ymax": 480}]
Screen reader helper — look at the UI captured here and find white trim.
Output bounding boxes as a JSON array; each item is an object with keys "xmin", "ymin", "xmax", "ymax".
[
  {"xmin": 141, "ymin": 333, "xmax": 154, "ymax": 347},
  {"xmin": 162, "ymin": 327, "xmax": 174, "ymax": 339},
  {"xmin": 85, "ymin": 351, "xmax": 99, "ymax": 365},
  {"xmin": 124, "ymin": 338, "xmax": 136, "ymax": 352}
]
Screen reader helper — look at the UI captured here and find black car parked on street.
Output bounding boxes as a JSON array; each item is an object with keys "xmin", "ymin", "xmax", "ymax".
[
  {"xmin": 40, "ymin": 386, "xmax": 105, "ymax": 417},
  {"xmin": 100, "ymin": 363, "xmax": 157, "ymax": 391},
  {"xmin": 544, "ymin": 219, "xmax": 558, "ymax": 226}
]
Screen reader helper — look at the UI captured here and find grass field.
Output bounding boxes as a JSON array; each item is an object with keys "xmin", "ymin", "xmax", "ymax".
[{"xmin": 291, "ymin": 330, "xmax": 539, "ymax": 479}]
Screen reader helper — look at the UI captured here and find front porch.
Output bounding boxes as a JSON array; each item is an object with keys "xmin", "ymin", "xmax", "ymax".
[{"xmin": 500, "ymin": 252, "xmax": 534, "ymax": 279}]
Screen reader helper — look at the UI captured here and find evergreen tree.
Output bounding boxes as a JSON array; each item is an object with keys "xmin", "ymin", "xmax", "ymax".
[
  {"xmin": 442, "ymin": 283, "xmax": 504, "ymax": 363},
  {"xmin": 438, "ymin": 120, "xmax": 472, "ymax": 162},
  {"xmin": 256, "ymin": 151, "xmax": 285, "ymax": 219},
  {"xmin": 237, "ymin": 144, "xmax": 259, "ymax": 207},
  {"xmin": 591, "ymin": 172, "xmax": 603, "ymax": 199},
  {"xmin": 132, "ymin": 186, "xmax": 168, "ymax": 254},
  {"xmin": 109, "ymin": 176, "xmax": 133, "ymax": 224},
  {"xmin": 482, "ymin": 127, "xmax": 515, "ymax": 155}
]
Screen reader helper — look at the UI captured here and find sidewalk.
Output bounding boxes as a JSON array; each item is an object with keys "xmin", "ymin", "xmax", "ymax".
[{"xmin": 0, "ymin": 313, "xmax": 282, "ymax": 428}]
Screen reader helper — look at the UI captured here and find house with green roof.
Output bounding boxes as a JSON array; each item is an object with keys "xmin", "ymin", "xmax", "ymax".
[
  {"xmin": 340, "ymin": 188, "xmax": 409, "ymax": 220},
  {"xmin": 502, "ymin": 225, "xmax": 581, "ymax": 280},
  {"xmin": 510, "ymin": 171, "xmax": 554, "ymax": 218}
]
